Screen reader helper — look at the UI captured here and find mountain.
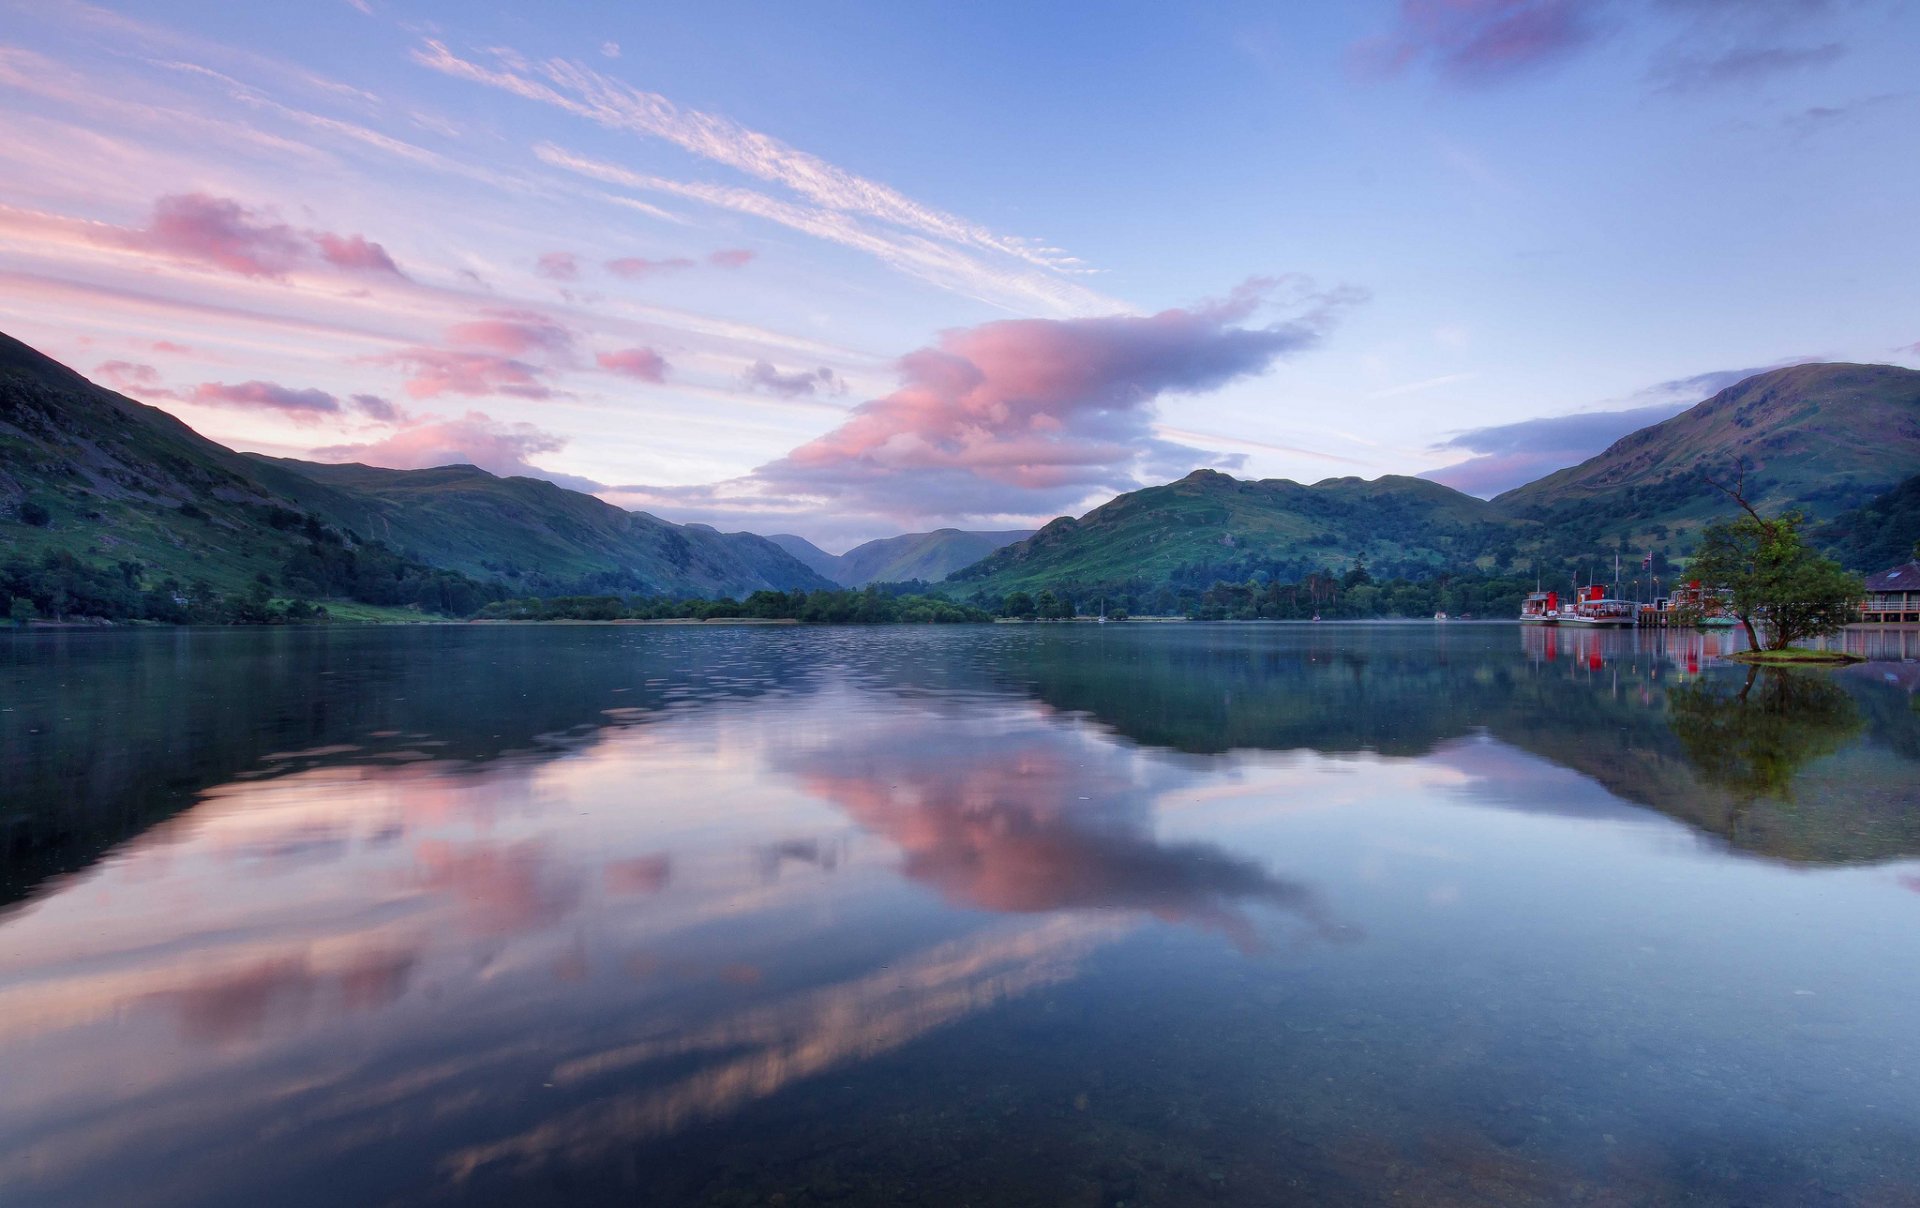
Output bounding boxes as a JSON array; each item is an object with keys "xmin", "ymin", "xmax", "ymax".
[
  {"xmin": 953, "ymin": 362, "xmax": 1920, "ymax": 599},
  {"xmin": 1496, "ymin": 362, "xmax": 1920, "ymax": 544},
  {"xmin": 951, "ymin": 469, "xmax": 1518, "ymax": 595},
  {"xmin": 765, "ymin": 533, "xmax": 846, "ymax": 581},
  {"xmin": 768, "ymin": 528, "xmax": 1033, "ymax": 586},
  {"xmin": 253, "ymin": 458, "xmax": 832, "ymax": 597},
  {"xmin": 0, "ymin": 333, "xmax": 830, "ymax": 611}
]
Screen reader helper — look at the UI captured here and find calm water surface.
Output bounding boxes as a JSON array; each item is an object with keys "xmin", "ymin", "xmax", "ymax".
[{"xmin": 3, "ymin": 622, "xmax": 1920, "ymax": 1206}]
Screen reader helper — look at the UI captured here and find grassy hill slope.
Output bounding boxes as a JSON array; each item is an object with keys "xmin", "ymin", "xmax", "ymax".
[
  {"xmin": 951, "ymin": 469, "xmax": 1520, "ymax": 595},
  {"xmin": 1495, "ymin": 362, "xmax": 1920, "ymax": 545},
  {"xmin": 255, "ymin": 458, "xmax": 833, "ymax": 597},
  {"xmin": 0, "ymin": 332, "xmax": 830, "ymax": 614}
]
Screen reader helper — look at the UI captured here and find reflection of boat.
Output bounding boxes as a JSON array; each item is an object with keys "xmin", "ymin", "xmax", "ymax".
[
  {"xmin": 1520, "ymin": 591, "xmax": 1560, "ymax": 625},
  {"xmin": 1563, "ymin": 585, "xmax": 1636, "ymax": 627}
]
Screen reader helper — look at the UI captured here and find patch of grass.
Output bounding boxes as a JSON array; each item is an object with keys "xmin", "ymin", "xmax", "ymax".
[{"xmin": 1729, "ymin": 647, "xmax": 1866, "ymax": 665}]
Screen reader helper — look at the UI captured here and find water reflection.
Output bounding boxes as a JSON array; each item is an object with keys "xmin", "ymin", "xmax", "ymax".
[
  {"xmin": 783, "ymin": 717, "xmax": 1345, "ymax": 950},
  {"xmin": 1668, "ymin": 667, "xmax": 1864, "ymax": 800},
  {"xmin": 1, "ymin": 624, "xmax": 1918, "ymax": 1206}
]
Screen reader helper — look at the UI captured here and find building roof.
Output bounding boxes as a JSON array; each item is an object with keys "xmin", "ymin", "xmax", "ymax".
[{"xmin": 1865, "ymin": 561, "xmax": 1920, "ymax": 591}]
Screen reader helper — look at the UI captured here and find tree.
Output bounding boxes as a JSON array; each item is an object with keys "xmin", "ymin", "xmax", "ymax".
[
  {"xmin": 9, "ymin": 596, "xmax": 34, "ymax": 627},
  {"xmin": 1693, "ymin": 471, "xmax": 1863, "ymax": 651},
  {"xmin": 1003, "ymin": 590, "xmax": 1035, "ymax": 618}
]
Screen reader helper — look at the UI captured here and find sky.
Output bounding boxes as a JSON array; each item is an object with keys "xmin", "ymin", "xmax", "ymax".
[{"xmin": 0, "ymin": 0, "xmax": 1915, "ymax": 549}]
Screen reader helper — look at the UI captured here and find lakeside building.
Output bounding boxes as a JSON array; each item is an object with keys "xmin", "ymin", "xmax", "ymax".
[{"xmin": 1863, "ymin": 561, "xmax": 1920, "ymax": 623}]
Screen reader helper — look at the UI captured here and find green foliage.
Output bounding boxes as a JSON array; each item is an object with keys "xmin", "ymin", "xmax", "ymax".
[
  {"xmin": 1815, "ymin": 471, "xmax": 1920, "ymax": 572},
  {"xmin": 1690, "ymin": 509, "xmax": 1863, "ymax": 650}
]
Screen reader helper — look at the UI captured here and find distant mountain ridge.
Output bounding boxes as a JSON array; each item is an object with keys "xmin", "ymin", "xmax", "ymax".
[
  {"xmin": 769, "ymin": 528, "xmax": 1033, "ymax": 586},
  {"xmin": 0, "ymin": 332, "xmax": 831, "ymax": 605}
]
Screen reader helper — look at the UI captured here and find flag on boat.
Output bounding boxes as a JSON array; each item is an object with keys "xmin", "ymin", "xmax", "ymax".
[{"xmin": 1642, "ymin": 550, "xmax": 1653, "ymax": 569}]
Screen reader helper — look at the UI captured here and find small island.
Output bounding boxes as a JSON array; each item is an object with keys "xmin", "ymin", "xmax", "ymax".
[{"xmin": 1728, "ymin": 647, "xmax": 1865, "ymax": 665}]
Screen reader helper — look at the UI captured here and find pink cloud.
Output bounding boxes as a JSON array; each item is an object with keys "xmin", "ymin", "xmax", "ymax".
[
  {"xmin": 315, "ymin": 232, "xmax": 405, "ymax": 278},
  {"xmin": 744, "ymin": 360, "xmax": 842, "ymax": 398},
  {"xmin": 708, "ymin": 248, "xmax": 755, "ymax": 269},
  {"xmin": 117, "ymin": 193, "xmax": 307, "ymax": 278},
  {"xmin": 311, "ymin": 409, "xmax": 592, "ymax": 487},
  {"xmin": 105, "ymin": 193, "xmax": 408, "ymax": 280},
  {"xmin": 596, "ymin": 347, "xmax": 668, "ymax": 382},
  {"xmin": 1359, "ymin": 0, "xmax": 1598, "ymax": 83},
  {"xmin": 189, "ymin": 380, "xmax": 342, "ymax": 420},
  {"xmin": 148, "ymin": 340, "xmax": 194, "ymax": 354},
  {"xmin": 95, "ymin": 360, "xmax": 165, "ymax": 392},
  {"xmin": 375, "ymin": 348, "xmax": 552, "ymax": 399},
  {"xmin": 745, "ymin": 277, "xmax": 1353, "ymax": 519},
  {"xmin": 443, "ymin": 308, "xmax": 574, "ymax": 358},
  {"xmin": 351, "ymin": 393, "xmax": 400, "ymax": 421},
  {"xmin": 368, "ymin": 310, "xmax": 575, "ymax": 401},
  {"xmin": 536, "ymin": 251, "xmax": 579, "ymax": 280},
  {"xmin": 606, "ymin": 255, "xmax": 695, "ymax": 280}
]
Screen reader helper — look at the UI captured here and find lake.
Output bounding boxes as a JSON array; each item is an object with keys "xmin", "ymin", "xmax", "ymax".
[{"xmin": 3, "ymin": 621, "xmax": 1920, "ymax": 1206}]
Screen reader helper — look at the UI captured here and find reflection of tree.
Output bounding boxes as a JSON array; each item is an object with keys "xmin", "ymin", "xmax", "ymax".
[{"xmin": 1666, "ymin": 668, "xmax": 1862, "ymax": 802}]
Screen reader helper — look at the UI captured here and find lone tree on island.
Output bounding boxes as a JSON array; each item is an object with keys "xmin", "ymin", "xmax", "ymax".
[{"xmin": 1692, "ymin": 467, "xmax": 1863, "ymax": 652}]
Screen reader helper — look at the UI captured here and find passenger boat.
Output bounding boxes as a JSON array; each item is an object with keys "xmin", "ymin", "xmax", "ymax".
[
  {"xmin": 1519, "ymin": 590, "xmax": 1560, "ymax": 625},
  {"xmin": 1662, "ymin": 580, "xmax": 1739, "ymax": 628},
  {"xmin": 1562, "ymin": 584, "xmax": 1637, "ymax": 627}
]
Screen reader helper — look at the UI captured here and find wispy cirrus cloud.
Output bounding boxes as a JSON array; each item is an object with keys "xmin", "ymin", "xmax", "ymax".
[
  {"xmin": 538, "ymin": 144, "xmax": 1110, "ymax": 316},
  {"xmin": 411, "ymin": 41, "xmax": 1116, "ymax": 315}
]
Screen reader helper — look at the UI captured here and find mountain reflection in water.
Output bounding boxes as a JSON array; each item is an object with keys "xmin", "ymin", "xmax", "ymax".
[{"xmin": 1, "ymin": 623, "xmax": 1918, "ymax": 1207}]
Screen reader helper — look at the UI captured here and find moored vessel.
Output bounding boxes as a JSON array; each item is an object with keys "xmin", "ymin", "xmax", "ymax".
[{"xmin": 1519, "ymin": 590, "xmax": 1560, "ymax": 625}]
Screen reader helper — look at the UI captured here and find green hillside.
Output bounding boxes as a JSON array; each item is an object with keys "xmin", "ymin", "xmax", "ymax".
[
  {"xmin": 953, "ymin": 362, "xmax": 1920, "ymax": 601},
  {"xmin": 769, "ymin": 528, "xmax": 1032, "ymax": 586},
  {"xmin": 1496, "ymin": 362, "xmax": 1920, "ymax": 547},
  {"xmin": 0, "ymin": 333, "xmax": 829, "ymax": 619},
  {"xmin": 255, "ymin": 458, "xmax": 833, "ymax": 597},
  {"xmin": 951, "ymin": 469, "xmax": 1521, "ymax": 595}
]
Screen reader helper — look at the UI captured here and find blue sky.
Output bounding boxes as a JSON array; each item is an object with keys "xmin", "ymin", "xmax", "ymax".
[{"xmin": 0, "ymin": 0, "xmax": 1914, "ymax": 546}]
